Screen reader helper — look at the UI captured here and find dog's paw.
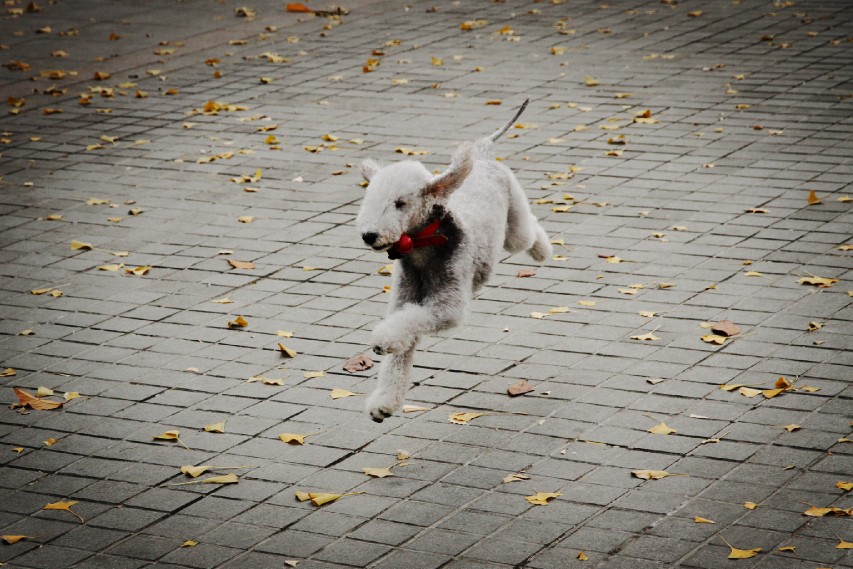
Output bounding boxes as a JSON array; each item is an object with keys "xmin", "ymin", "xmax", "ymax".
[
  {"xmin": 371, "ymin": 325, "xmax": 406, "ymax": 355},
  {"xmin": 365, "ymin": 389, "xmax": 402, "ymax": 423}
]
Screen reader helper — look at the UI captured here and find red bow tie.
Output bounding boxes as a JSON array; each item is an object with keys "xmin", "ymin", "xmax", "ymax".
[{"xmin": 388, "ymin": 218, "xmax": 448, "ymax": 259}]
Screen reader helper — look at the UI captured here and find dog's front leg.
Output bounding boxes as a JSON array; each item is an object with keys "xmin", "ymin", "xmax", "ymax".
[
  {"xmin": 371, "ymin": 300, "xmax": 463, "ymax": 355},
  {"xmin": 366, "ymin": 345, "xmax": 415, "ymax": 422}
]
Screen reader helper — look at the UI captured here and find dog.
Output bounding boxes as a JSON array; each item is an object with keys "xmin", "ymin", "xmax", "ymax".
[{"xmin": 356, "ymin": 99, "xmax": 552, "ymax": 422}]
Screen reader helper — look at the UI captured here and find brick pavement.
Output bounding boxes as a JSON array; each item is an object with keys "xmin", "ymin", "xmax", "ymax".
[{"xmin": 0, "ymin": 0, "xmax": 851, "ymax": 567}]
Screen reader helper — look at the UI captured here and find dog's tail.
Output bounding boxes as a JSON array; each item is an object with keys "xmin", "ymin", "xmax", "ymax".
[{"xmin": 488, "ymin": 98, "xmax": 529, "ymax": 144}]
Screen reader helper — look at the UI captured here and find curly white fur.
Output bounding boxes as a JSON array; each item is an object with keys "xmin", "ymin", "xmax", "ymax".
[{"xmin": 356, "ymin": 100, "xmax": 552, "ymax": 422}]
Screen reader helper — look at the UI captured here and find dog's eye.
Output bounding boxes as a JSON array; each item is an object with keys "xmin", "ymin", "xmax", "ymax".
[{"xmin": 394, "ymin": 199, "xmax": 406, "ymax": 210}]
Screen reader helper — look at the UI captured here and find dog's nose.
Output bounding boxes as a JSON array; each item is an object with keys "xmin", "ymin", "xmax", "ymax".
[{"xmin": 362, "ymin": 232, "xmax": 379, "ymax": 246}]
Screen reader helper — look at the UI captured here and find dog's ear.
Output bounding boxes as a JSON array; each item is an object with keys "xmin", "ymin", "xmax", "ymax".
[
  {"xmin": 424, "ymin": 142, "xmax": 473, "ymax": 199},
  {"xmin": 361, "ymin": 159, "xmax": 381, "ymax": 182}
]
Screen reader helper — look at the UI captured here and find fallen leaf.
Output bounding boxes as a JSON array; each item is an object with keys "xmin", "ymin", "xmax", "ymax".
[
  {"xmin": 837, "ymin": 538, "xmax": 853, "ymax": 549},
  {"xmin": 449, "ymin": 412, "xmax": 483, "ymax": 425},
  {"xmin": 343, "ymin": 354, "xmax": 373, "ymax": 372},
  {"xmin": 303, "ymin": 371, "xmax": 325, "ymax": 379},
  {"xmin": 631, "ymin": 332, "xmax": 660, "ymax": 341},
  {"xmin": 728, "ymin": 546, "xmax": 760, "ymax": 559},
  {"xmin": 577, "ymin": 551, "xmax": 588, "ymax": 561},
  {"xmin": 517, "ymin": 269, "xmax": 536, "ymax": 278},
  {"xmin": 238, "ymin": 216, "xmax": 254, "ymax": 223},
  {"xmin": 276, "ymin": 331, "xmax": 293, "ymax": 338},
  {"xmin": 701, "ymin": 334, "xmax": 727, "ymax": 345},
  {"xmin": 744, "ymin": 501, "xmax": 758, "ymax": 510},
  {"xmin": 2, "ymin": 368, "xmax": 16, "ymax": 377},
  {"xmin": 584, "ymin": 76, "xmax": 599, "ymax": 87},
  {"xmin": 798, "ymin": 275, "xmax": 838, "ymax": 288},
  {"xmin": 648, "ymin": 422, "xmax": 676, "ymax": 435},
  {"xmin": 578, "ymin": 300, "xmax": 596, "ymax": 307},
  {"xmin": 638, "ymin": 311, "xmax": 657, "ymax": 318},
  {"xmin": 783, "ymin": 424, "xmax": 801, "ymax": 432},
  {"xmin": 247, "ymin": 375, "xmax": 284, "ymax": 386},
  {"xmin": 711, "ymin": 320, "xmax": 740, "ymax": 337},
  {"xmin": 36, "ymin": 386, "xmax": 54, "ymax": 397},
  {"xmin": 211, "ymin": 296, "xmax": 233, "ymax": 304},
  {"xmin": 97, "ymin": 263, "xmax": 124, "ymax": 272},
  {"xmin": 286, "ymin": 3, "xmax": 313, "ymax": 12},
  {"xmin": 377, "ymin": 264, "xmax": 393, "ymax": 275},
  {"xmin": 12, "ymin": 387, "xmax": 63, "ymax": 410},
  {"xmin": 278, "ymin": 343, "xmax": 297, "ymax": 358},
  {"xmin": 181, "ymin": 540, "xmax": 199, "ymax": 548},
  {"xmin": 548, "ymin": 306, "xmax": 570, "ymax": 314},
  {"xmin": 363, "ymin": 466, "xmax": 394, "ymax": 478},
  {"xmin": 744, "ymin": 271, "xmax": 764, "ymax": 277},
  {"xmin": 154, "ymin": 430, "xmax": 182, "ymax": 441},
  {"xmin": 125, "ymin": 266, "xmax": 151, "ymax": 276},
  {"xmin": 402, "ymin": 404, "xmax": 431, "ymax": 413},
  {"xmin": 503, "ymin": 473, "xmax": 531, "ymax": 483},
  {"xmin": 295, "ymin": 491, "xmax": 353, "ymax": 507},
  {"xmin": 525, "ymin": 491, "xmax": 561, "ymax": 505},
  {"xmin": 738, "ymin": 387, "xmax": 763, "ymax": 398},
  {"xmin": 228, "ymin": 316, "xmax": 248, "ymax": 328},
  {"xmin": 330, "ymin": 388, "xmax": 356, "ymax": 399},
  {"xmin": 43, "ymin": 501, "xmax": 84, "ymax": 523},
  {"xmin": 1, "ymin": 535, "xmax": 33, "ymax": 544},
  {"xmin": 778, "ymin": 545, "xmax": 796, "ymax": 552},
  {"xmin": 70, "ymin": 240, "xmax": 93, "ymax": 251},
  {"xmin": 803, "ymin": 505, "xmax": 852, "ymax": 517},
  {"xmin": 507, "ymin": 380, "xmax": 535, "ymax": 397},
  {"xmin": 171, "ymin": 474, "xmax": 239, "ymax": 486},
  {"xmin": 807, "ymin": 190, "xmax": 821, "ymax": 205},
  {"xmin": 694, "ymin": 517, "xmax": 715, "ymax": 524},
  {"xmin": 631, "ymin": 469, "xmax": 674, "ymax": 480},
  {"xmin": 836, "ymin": 481, "xmax": 853, "ymax": 491},
  {"xmin": 203, "ymin": 421, "xmax": 226, "ymax": 433},
  {"xmin": 807, "ymin": 321, "xmax": 823, "ymax": 332},
  {"xmin": 43, "ymin": 437, "xmax": 58, "ymax": 447},
  {"xmin": 279, "ymin": 433, "xmax": 308, "ymax": 445}
]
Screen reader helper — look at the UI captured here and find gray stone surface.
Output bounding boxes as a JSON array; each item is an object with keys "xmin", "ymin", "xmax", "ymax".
[{"xmin": 1, "ymin": 0, "xmax": 852, "ymax": 567}]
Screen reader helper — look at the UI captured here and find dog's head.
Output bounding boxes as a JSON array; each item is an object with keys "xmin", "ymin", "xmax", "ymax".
[{"xmin": 356, "ymin": 143, "xmax": 473, "ymax": 252}]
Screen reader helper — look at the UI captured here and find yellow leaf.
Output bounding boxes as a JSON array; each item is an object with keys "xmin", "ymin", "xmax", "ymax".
[
  {"xmin": 503, "ymin": 473, "xmax": 531, "ymax": 484},
  {"xmin": 807, "ymin": 321, "xmax": 823, "ymax": 331},
  {"xmin": 728, "ymin": 546, "xmax": 760, "ymax": 559},
  {"xmin": 70, "ymin": 240, "xmax": 93, "ymax": 251},
  {"xmin": 807, "ymin": 190, "xmax": 821, "ymax": 205},
  {"xmin": 449, "ymin": 412, "xmax": 483, "ymax": 425},
  {"xmin": 738, "ymin": 387, "xmax": 763, "ymax": 398},
  {"xmin": 778, "ymin": 546, "xmax": 796, "ymax": 552},
  {"xmin": 363, "ymin": 466, "xmax": 394, "ymax": 478},
  {"xmin": 548, "ymin": 306, "xmax": 570, "ymax": 314},
  {"xmin": 525, "ymin": 491, "xmax": 562, "ymax": 505},
  {"xmin": 803, "ymin": 505, "xmax": 852, "ymax": 517},
  {"xmin": 694, "ymin": 517, "xmax": 715, "ymax": 524},
  {"xmin": 97, "ymin": 263, "xmax": 124, "ymax": 272},
  {"xmin": 631, "ymin": 469, "xmax": 673, "ymax": 480},
  {"xmin": 204, "ymin": 421, "xmax": 226, "ymax": 433},
  {"xmin": 701, "ymin": 334, "xmax": 727, "ymax": 345},
  {"xmin": 836, "ymin": 481, "xmax": 853, "ymax": 491},
  {"xmin": 330, "ymin": 388, "xmax": 356, "ymax": 399},
  {"xmin": 154, "ymin": 430, "xmax": 181, "ymax": 441},
  {"xmin": 744, "ymin": 501, "xmax": 758, "ymax": 510},
  {"xmin": 278, "ymin": 343, "xmax": 297, "ymax": 358},
  {"xmin": 238, "ymin": 216, "xmax": 254, "ymax": 223},
  {"xmin": 1, "ymin": 535, "xmax": 33, "ymax": 545},
  {"xmin": 783, "ymin": 424, "xmax": 801, "ymax": 432},
  {"xmin": 172, "ymin": 474, "xmax": 239, "ymax": 486},
  {"xmin": 402, "ymin": 404, "xmax": 431, "ymax": 413},
  {"xmin": 181, "ymin": 465, "xmax": 212, "ymax": 478},
  {"xmin": 578, "ymin": 300, "xmax": 596, "ymax": 307},
  {"xmin": 43, "ymin": 500, "xmax": 84, "ymax": 523},
  {"xmin": 247, "ymin": 375, "xmax": 284, "ymax": 386},
  {"xmin": 86, "ymin": 198, "xmax": 110, "ymax": 205},
  {"xmin": 744, "ymin": 271, "xmax": 764, "ymax": 277},
  {"xmin": 45, "ymin": 214, "xmax": 64, "ymax": 221},
  {"xmin": 378, "ymin": 264, "xmax": 393, "ymax": 275},
  {"xmin": 228, "ymin": 316, "xmax": 248, "ymax": 328},
  {"xmin": 211, "ymin": 296, "xmax": 233, "ymax": 304},
  {"xmin": 762, "ymin": 388, "xmax": 786, "ymax": 399},
  {"xmin": 12, "ymin": 447, "xmax": 25, "ymax": 454},
  {"xmin": 837, "ymin": 539, "xmax": 853, "ymax": 549},
  {"xmin": 303, "ymin": 371, "xmax": 325, "ymax": 379},
  {"xmin": 577, "ymin": 551, "xmax": 588, "ymax": 561},
  {"xmin": 648, "ymin": 422, "xmax": 676, "ymax": 435},
  {"xmin": 631, "ymin": 332, "xmax": 660, "ymax": 342},
  {"xmin": 12, "ymin": 387, "xmax": 63, "ymax": 410},
  {"xmin": 181, "ymin": 540, "xmax": 199, "ymax": 548},
  {"xmin": 584, "ymin": 76, "xmax": 599, "ymax": 87},
  {"xmin": 530, "ymin": 312, "xmax": 547, "ymax": 319},
  {"xmin": 126, "ymin": 266, "xmax": 152, "ymax": 276},
  {"xmin": 36, "ymin": 386, "xmax": 54, "ymax": 397},
  {"xmin": 798, "ymin": 275, "xmax": 838, "ymax": 288},
  {"xmin": 276, "ymin": 331, "xmax": 294, "ymax": 338},
  {"xmin": 279, "ymin": 433, "xmax": 307, "ymax": 445},
  {"xmin": 44, "ymin": 437, "xmax": 58, "ymax": 446}
]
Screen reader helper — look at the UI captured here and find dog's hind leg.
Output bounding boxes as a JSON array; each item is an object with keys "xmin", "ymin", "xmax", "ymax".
[
  {"xmin": 366, "ymin": 345, "xmax": 415, "ymax": 422},
  {"xmin": 503, "ymin": 175, "xmax": 552, "ymax": 261}
]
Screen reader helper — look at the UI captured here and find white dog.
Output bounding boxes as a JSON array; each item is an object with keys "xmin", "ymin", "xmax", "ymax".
[{"xmin": 356, "ymin": 100, "xmax": 552, "ymax": 422}]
